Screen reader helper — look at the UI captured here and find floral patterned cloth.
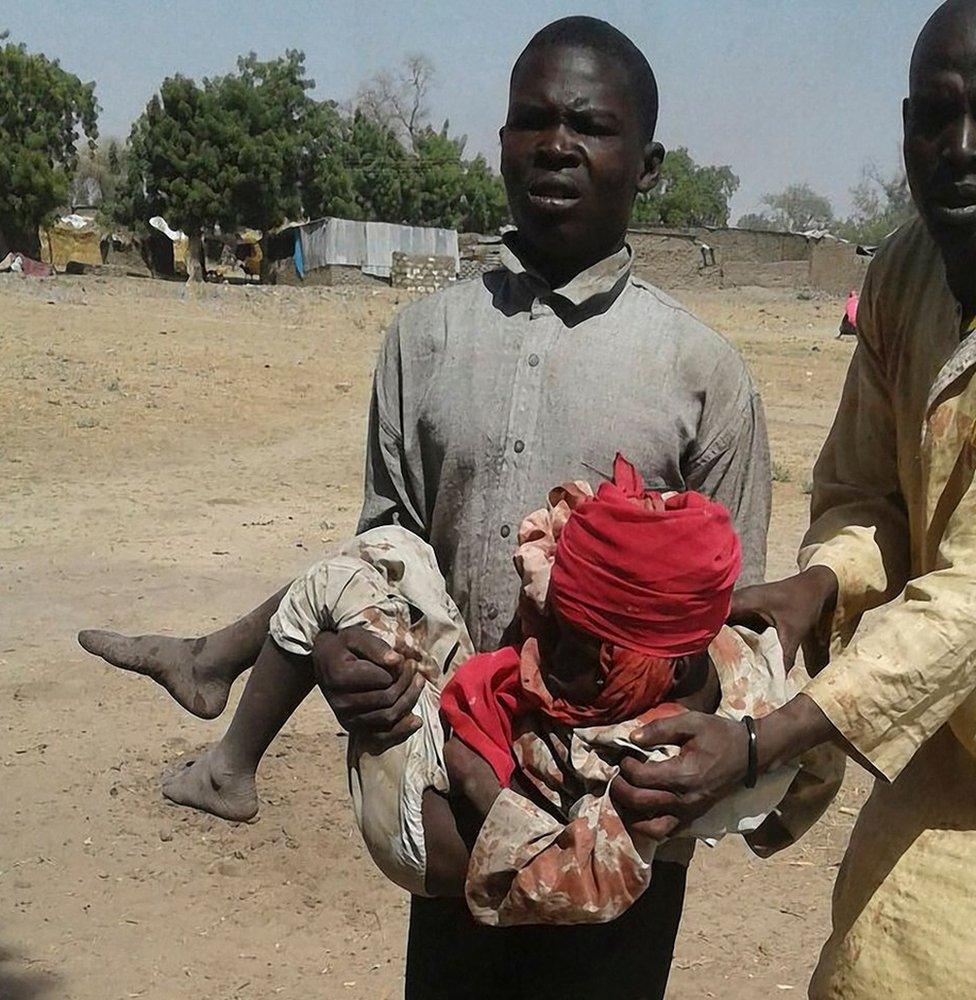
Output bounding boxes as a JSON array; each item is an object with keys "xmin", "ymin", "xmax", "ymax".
[{"xmin": 465, "ymin": 624, "xmax": 801, "ymax": 926}]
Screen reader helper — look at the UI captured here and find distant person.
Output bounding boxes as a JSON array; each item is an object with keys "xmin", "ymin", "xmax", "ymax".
[
  {"xmin": 605, "ymin": 2, "xmax": 976, "ymax": 995},
  {"xmin": 837, "ymin": 288, "xmax": 858, "ymax": 337},
  {"xmin": 79, "ymin": 17, "xmax": 772, "ymax": 999}
]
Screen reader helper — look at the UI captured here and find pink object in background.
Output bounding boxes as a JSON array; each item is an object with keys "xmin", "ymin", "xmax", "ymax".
[{"xmin": 838, "ymin": 289, "xmax": 859, "ymax": 337}]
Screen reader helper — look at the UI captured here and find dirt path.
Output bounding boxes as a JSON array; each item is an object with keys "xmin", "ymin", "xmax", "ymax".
[{"xmin": 0, "ymin": 275, "xmax": 866, "ymax": 999}]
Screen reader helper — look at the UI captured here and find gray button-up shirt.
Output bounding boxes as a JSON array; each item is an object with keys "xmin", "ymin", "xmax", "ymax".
[{"xmin": 358, "ymin": 236, "xmax": 770, "ymax": 652}]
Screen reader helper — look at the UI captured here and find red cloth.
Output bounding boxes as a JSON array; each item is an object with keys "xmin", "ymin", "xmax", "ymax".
[
  {"xmin": 440, "ymin": 644, "xmax": 685, "ymax": 786},
  {"xmin": 549, "ymin": 454, "xmax": 741, "ymax": 659},
  {"xmin": 440, "ymin": 646, "xmax": 523, "ymax": 787}
]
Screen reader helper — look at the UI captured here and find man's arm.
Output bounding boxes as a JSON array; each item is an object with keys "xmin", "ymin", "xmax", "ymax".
[
  {"xmin": 684, "ymin": 363, "xmax": 771, "ymax": 587},
  {"xmin": 796, "ymin": 267, "xmax": 910, "ymax": 650},
  {"xmin": 357, "ymin": 321, "xmax": 428, "ymax": 537},
  {"xmin": 729, "ymin": 260, "xmax": 908, "ymax": 676}
]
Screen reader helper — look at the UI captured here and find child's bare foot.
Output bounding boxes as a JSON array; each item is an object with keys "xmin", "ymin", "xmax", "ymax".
[
  {"xmin": 77, "ymin": 630, "xmax": 233, "ymax": 719},
  {"xmin": 161, "ymin": 744, "xmax": 259, "ymax": 822}
]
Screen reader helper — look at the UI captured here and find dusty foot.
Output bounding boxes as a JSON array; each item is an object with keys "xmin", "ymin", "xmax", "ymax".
[
  {"xmin": 161, "ymin": 744, "xmax": 259, "ymax": 822},
  {"xmin": 78, "ymin": 630, "xmax": 233, "ymax": 719}
]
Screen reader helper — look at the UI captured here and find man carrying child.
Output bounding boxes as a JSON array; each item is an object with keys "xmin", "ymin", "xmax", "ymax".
[{"xmin": 81, "ymin": 17, "xmax": 775, "ymax": 999}]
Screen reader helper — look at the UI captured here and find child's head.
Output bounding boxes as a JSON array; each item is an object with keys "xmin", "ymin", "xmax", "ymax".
[
  {"xmin": 517, "ymin": 454, "xmax": 741, "ymax": 720},
  {"xmin": 537, "ymin": 610, "xmax": 713, "ymax": 709},
  {"xmin": 500, "ymin": 16, "xmax": 664, "ymax": 273}
]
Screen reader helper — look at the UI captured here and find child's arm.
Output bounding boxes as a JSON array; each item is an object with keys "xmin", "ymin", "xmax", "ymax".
[
  {"xmin": 418, "ymin": 737, "xmax": 502, "ymax": 898},
  {"xmin": 443, "ymin": 736, "xmax": 503, "ymax": 845}
]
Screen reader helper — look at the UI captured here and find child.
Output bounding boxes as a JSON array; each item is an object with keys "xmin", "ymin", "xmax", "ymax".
[{"xmin": 80, "ymin": 456, "xmax": 813, "ymax": 924}]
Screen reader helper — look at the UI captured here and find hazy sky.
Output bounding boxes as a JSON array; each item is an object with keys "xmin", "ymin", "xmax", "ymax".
[{"xmin": 5, "ymin": 0, "xmax": 939, "ymax": 219}]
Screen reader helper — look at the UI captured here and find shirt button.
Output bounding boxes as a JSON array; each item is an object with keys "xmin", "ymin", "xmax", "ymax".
[
  {"xmin": 487, "ymin": 605, "xmax": 499, "ymax": 621},
  {"xmin": 528, "ymin": 354, "xmax": 540, "ymax": 367},
  {"xmin": 500, "ymin": 525, "xmax": 511, "ymax": 538},
  {"xmin": 514, "ymin": 440, "xmax": 525, "ymax": 454}
]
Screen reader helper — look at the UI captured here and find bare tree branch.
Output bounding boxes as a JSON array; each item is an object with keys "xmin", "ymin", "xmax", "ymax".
[{"xmin": 355, "ymin": 54, "xmax": 434, "ymax": 149}]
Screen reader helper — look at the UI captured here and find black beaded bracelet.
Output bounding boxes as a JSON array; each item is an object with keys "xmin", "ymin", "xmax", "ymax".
[{"xmin": 743, "ymin": 715, "xmax": 758, "ymax": 789}]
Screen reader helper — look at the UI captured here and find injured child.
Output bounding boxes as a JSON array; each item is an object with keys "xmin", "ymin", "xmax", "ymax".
[{"xmin": 79, "ymin": 455, "xmax": 840, "ymax": 926}]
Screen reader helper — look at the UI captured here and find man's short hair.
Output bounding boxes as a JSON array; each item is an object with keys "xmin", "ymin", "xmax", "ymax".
[{"xmin": 515, "ymin": 16, "xmax": 659, "ymax": 140}]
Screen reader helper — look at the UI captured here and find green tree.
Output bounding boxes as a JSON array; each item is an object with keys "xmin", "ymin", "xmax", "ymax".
[
  {"xmin": 408, "ymin": 125, "xmax": 508, "ymax": 232},
  {"xmin": 349, "ymin": 54, "xmax": 509, "ymax": 231},
  {"xmin": 339, "ymin": 111, "xmax": 417, "ymax": 222},
  {"xmin": 458, "ymin": 151, "xmax": 509, "ymax": 234},
  {"xmin": 631, "ymin": 148, "xmax": 739, "ymax": 229},
  {"xmin": 0, "ymin": 34, "xmax": 98, "ymax": 253},
  {"xmin": 300, "ymin": 102, "xmax": 361, "ymax": 220},
  {"xmin": 126, "ymin": 50, "xmax": 315, "ymax": 278},
  {"xmin": 740, "ymin": 183, "xmax": 835, "ymax": 233},
  {"xmin": 834, "ymin": 163, "xmax": 915, "ymax": 245}
]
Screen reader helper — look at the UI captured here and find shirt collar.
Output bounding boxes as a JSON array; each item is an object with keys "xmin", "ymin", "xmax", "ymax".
[{"xmin": 499, "ymin": 231, "xmax": 633, "ymax": 308}]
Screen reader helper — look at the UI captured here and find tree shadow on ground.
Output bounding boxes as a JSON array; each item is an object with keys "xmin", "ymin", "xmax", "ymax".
[{"xmin": 0, "ymin": 944, "xmax": 60, "ymax": 1000}]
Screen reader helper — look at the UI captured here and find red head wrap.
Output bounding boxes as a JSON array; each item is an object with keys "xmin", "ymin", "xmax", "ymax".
[{"xmin": 549, "ymin": 454, "xmax": 741, "ymax": 659}]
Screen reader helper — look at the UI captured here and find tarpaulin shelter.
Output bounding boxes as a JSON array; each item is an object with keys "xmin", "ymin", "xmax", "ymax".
[{"xmin": 40, "ymin": 214, "xmax": 103, "ymax": 271}]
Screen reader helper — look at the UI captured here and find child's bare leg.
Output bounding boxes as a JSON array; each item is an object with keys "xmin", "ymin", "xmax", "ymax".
[
  {"xmin": 162, "ymin": 636, "xmax": 313, "ymax": 821},
  {"xmin": 78, "ymin": 586, "xmax": 288, "ymax": 719}
]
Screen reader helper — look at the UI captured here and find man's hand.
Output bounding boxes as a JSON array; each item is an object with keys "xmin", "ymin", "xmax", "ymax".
[
  {"xmin": 611, "ymin": 712, "xmax": 749, "ymax": 841},
  {"xmin": 611, "ymin": 695, "xmax": 841, "ymax": 840},
  {"xmin": 311, "ymin": 626, "xmax": 424, "ymax": 750},
  {"xmin": 729, "ymin": 565, "xmax": 839, "ymax": 669}
]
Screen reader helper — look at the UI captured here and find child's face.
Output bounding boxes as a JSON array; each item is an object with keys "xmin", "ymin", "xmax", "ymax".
[{"xmin": 537, "ymin": 610, "xmax": 605, "ymax": 704}]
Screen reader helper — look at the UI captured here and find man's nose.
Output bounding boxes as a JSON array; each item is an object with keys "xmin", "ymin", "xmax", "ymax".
[
  {"xmin": 536, "ymin": 123, "xmax": 582, "ymax": 167},
  {"xmin": 945, "ymin": 111, "xmax": 976, "ymax": 170}
]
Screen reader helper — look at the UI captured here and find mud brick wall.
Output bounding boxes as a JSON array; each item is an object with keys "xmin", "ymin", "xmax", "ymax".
[{"xmin": 628, "ymin": 226, "xmax": 870, "ymax": 295}]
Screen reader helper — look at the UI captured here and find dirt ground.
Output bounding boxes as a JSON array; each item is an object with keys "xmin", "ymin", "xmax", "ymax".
[{"xmin": 1, "ymin": 273, "xmax": 870, "ymax": 1000}]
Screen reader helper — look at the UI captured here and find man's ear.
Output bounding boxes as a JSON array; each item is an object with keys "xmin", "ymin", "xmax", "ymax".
[
  {"xmin": 902, "ymin": 97, "xmax": 911, "ymax": 133},
  {"xmin": 637, "ymin": 141, "xmax": 665, "ymax": 194}
]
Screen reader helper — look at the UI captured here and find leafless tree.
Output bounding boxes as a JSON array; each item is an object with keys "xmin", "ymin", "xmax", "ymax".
[{"xmin": 356, "ymin": 54, "xmax": 434, "ymax": 149}]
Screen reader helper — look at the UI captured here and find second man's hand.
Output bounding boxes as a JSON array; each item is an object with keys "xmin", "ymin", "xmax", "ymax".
[
  {"xmin": 610, "ymin": 695, "xmax": 839, "ymax": 841},
  {"xmin": 728, "ymin": 565, "xmax": 839, "ymax": 669},
  {"xmin": 611, "ymin": 711, "xmax": 750, "ymax": 841}
]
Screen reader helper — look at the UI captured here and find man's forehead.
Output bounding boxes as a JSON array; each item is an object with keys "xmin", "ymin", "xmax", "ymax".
[
  {"xmin": 911, "ymin": 3, "xmax": 976, "ymax": 90},
  {"xmin": 510, "ymin": 46, "xmax": 630, "ymax": 108}
]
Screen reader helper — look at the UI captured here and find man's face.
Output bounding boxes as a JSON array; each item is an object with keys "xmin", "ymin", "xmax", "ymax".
[
  {"xmin": 905, "ymin": 12, "xmax": 976, "ymax": 253},
  {"xmin": 500, "ymin": 44, "xmax": 661, "ymax": 272}
]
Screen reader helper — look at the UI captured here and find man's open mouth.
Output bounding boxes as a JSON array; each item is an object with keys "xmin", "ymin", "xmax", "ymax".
[{"xmin": 526, "ymin": 176, "xmax": 581, "ymax": 212}]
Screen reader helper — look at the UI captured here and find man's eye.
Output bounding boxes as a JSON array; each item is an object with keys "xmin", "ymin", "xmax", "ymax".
[
  {"xmin": 568, "ymin": 114, "xmax": 617, "ymax": 136},
  {"xmin": 913, "ymin": 98, "xmax": 959, "ymax": 134},
  {"xmin": 508, "ymin": 111, "xmax": 550, "ymax": 131}
]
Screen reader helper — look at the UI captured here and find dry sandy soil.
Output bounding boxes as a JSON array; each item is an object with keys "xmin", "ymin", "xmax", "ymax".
[{"xmin": 1, "ymin": 273, "xmax": 870, "ymax": 999}]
